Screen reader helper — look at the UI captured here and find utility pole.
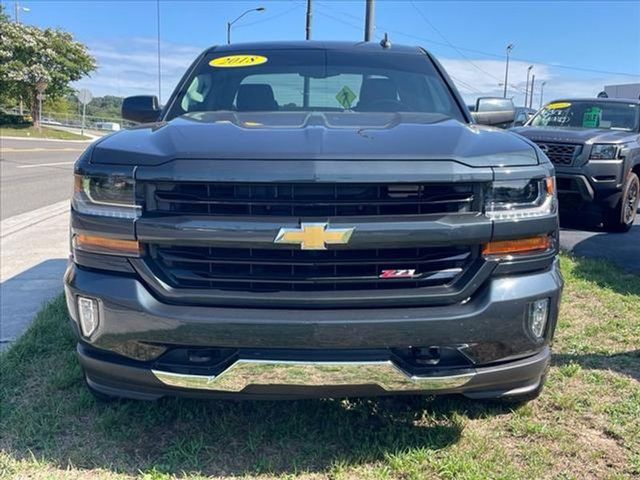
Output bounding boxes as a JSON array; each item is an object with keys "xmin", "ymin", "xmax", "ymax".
[
  {"xmin": 303, "ymin": 0, "xmax": 312, "ymax": 108},
  {"xmin": 529, "ymin": 74, "xmax": 536, "ymax": 109},
  {"xmin": 364, "ymin": 0, "xmax": 375, "ymax": 41},
  {"xmin": 539, "ymin": 81, "xmax": 546, "ymax": 109},
  {"xmin": 306, "ymin": 0, "xmax": 312, "ymax": 40},
  {"xmin": 503, "ymin": 43, "xmax": 514, "ymax": 98},
  {"xmin": 157, "ymin": 0, "xmax": 162, "ymax": 103},
  {"xmin": 524, "ymin": 65, "xmax": 533, "ymax": 108}
]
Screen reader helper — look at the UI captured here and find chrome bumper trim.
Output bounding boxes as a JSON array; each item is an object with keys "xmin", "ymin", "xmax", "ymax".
[{"xmin": 151, "ymin": 359, "xmax": 475, "ymax": 393}]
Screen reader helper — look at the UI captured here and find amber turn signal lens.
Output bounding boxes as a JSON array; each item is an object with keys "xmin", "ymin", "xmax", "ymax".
[
  {"xmin": 482, "ymin": 235, "xmax": 553, "ymax": 257},
  {"xmin": 545, "ymin": 177, "xmax": 556, "ymax": 195},
  {"xmin": 75, "ymin": 234, "xmax": 142, "ymax": 256}
]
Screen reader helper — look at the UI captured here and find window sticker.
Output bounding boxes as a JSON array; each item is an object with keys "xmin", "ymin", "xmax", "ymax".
[
  {"xmin": 210, "ymin": 55, "xmax": 268, "ymax": 68},
  {"xmin": 583, "ymin": 106, "xmax": 601, "ymax": 128},
  {"xmin": 546, "ymin": 102, "xmax": 571, "ymax": 110},
  {"xmin": 336, "ymin": 85, "xmax": 357, "ymax": 109}
]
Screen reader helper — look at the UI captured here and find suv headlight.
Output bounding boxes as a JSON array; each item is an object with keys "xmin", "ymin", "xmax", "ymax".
[
  {"xmin": 590, "ymin": 144, "xmax": 619, "ymax": 160},
  {"xmin": 72, "ymin": 174, "xmax": 140, "ymax": 218},
  {"xmin": 485, "ymin": 177, "xmax": 556, "ymax": 220}
]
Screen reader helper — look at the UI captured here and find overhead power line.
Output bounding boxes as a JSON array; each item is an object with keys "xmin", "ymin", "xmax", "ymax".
[
  {"xmin": 309, "ymin": 0, "xmax": 639, "ymax": 79},
  {"xmin": 410, "ymin": 2, "xmax": 505, "ymax": 84},
  {"xmin": 234, "ymin": 2, "xmax": 303, "ymax": 29},
  {"xmin": 383, "ymin": 28, "xmax": 639, "ymax": 79}
]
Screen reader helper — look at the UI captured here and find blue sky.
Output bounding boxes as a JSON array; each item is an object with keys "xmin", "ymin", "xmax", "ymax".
[{"xmin": 7, "ymin": 0, "xmax": 640, "ymax": 105}]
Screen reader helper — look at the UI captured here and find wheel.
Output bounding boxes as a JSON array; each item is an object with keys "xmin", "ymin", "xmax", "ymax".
[{"xmin": 603, "ymin": 172, "xmax": 639, "ymax": 232}]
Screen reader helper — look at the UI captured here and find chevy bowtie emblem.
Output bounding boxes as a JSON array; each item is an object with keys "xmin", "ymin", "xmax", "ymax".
[{"xmin": 274, "ymin": 223, "xmax": 355, "ymax": 250}]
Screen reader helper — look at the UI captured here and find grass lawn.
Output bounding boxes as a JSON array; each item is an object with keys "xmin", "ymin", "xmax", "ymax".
[
  {"xmin": 0, "ymin": 254, "xmax": 638, "ymax": 479},
  {"xmin": 1, "ymin": 124, "xmax": 92, "ymax": 141}
]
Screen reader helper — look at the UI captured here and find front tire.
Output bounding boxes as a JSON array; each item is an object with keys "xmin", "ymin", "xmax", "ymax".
[{"xmin": 603, "ymin": 172, "xmax": 639, "ymax": 232}]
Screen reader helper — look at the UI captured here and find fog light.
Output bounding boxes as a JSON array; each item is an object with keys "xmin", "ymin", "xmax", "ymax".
[
  {"xmin": 528, "ymin": 298, "xmax": 549, "ymax": 338},
  {"xmin": 77, "ymin": 296, "xmax": 99, "ymax": 337}
]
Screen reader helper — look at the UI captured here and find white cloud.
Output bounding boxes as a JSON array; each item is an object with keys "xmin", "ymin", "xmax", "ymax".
[
  {"xmin": 441, "ymin": 58, "xmax": 633, "ymax": 108},
  {"xmin": 73, "ymin": 38, "xmax": 203, "ymax": 102},
  {"xmin": 73, "ymin": 38, "xmax": 632, "ymax": 110}
]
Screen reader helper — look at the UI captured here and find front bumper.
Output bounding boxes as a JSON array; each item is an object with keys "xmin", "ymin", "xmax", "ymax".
[
  {"xmin": 555, "ymin": 160, "xmax": 625, "ymax": 214},
  {"xmin": 64, "ymin": 259, "xmax": 562, "ymax": 400}
]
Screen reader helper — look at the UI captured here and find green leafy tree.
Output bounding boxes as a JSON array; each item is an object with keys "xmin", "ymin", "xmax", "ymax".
[{"xmin": 0, "ymin": 17, "xmax": 96, "ymax": 125}]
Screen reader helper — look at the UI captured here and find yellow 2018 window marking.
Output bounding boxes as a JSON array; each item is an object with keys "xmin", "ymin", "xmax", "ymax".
[
  {"xmin": 546, "ymin": 102, "xmax": 571, "ymax": 110},
  {"xmin": 210, "ymin": 55, "xmax": 268, "ymax": 68}
]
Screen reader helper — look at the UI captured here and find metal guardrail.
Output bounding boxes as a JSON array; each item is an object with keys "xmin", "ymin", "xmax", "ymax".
[{"xmin": 4, "ymin": 108, "xmax": 135, "ymax": 131}]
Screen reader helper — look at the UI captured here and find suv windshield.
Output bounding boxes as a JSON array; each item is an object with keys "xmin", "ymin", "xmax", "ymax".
[
  {"xmin": 165, "ymin": 49, "xmax": 465, "ymax": 121},
  {"xmin": 530, "ymin": 101, "xmax": 639, "ymax": 131}
]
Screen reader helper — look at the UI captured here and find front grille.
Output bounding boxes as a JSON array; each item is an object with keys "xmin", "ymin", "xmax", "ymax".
[
  {"xmin": 147, "ymin": 244, "xmax": 476, "ymax": 292},
  {"xmin": 145, "ymin": 182, "xmax": 479, "ymax": 217},
  {"xmin": 534, "ymin": 142, "xmax": 582, "ymax": 166}
]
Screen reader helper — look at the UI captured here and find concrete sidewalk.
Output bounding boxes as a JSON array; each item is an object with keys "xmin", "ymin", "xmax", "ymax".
[{"xmin": 1, "ymin": 201, "xmax": 69, "ymax": 350}]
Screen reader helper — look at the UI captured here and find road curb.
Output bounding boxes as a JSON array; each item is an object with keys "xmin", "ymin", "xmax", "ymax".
[
  {"xmin": 1, "ymin": 135, "xmax": 95, "ymax": 143},
  {"xmin": 1, "ymin": 200, "xmax": 69, "ymax": 239}
]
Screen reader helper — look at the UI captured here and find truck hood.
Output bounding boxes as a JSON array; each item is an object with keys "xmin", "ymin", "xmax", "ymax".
[
  {"xmin": 511, "ymin": 126, "xmax": 635, "ymax": 144},
  {"xmin": 91, "ymin": 112, "xmax": 539, "ymax": 167}
]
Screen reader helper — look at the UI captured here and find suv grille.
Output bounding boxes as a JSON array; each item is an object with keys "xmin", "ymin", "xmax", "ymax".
[
  {"xmin": 147, "ymin": 244, "xmax": 476, "ymax": 292},
  {"xmin": 534, "ymin": 142, "xmax": 582, "ymax": 166},
  {"xmin": 145, "ymin": 182, "xmax": 479, "ymax": 217}
]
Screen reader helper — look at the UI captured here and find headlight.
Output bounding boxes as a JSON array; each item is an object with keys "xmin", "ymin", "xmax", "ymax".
[
  {"xmin": 590, "ymin": 144, "xmax": 619, "ymax": 160},
  {"xmin": 72, "ymin": 174, "xmax": 140, "ymax": 218},
  {"xmin": 485, "ymin": 177, "xmax": 556, "ymax": 220}
]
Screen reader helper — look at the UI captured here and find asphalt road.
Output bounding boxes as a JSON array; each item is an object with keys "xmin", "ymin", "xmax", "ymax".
[
  {"xmin": 1, "ymin": 138, "xmax": 89, "ymax": 218},
  {"xmin": 559, "ymin": 217, "xmax": 639, "ymax": 273}
]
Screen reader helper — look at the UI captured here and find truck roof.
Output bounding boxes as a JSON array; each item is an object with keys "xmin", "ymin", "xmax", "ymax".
[
  {"xmin": 548, "ymin": 98, "xmax": 640, "ymax": 105},
  {"xmin": 205, "ymin": 40, "xmax": 422, "ymax": 55}
]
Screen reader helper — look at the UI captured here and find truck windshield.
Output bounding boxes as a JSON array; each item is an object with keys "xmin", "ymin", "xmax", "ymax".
[
  {"xmin": 165, "ymin": 49, "xmax": 465, "ymax": 121},
  {"xmin": 530, "ymin": 101, "xmax": 639, "ymax": 131}
]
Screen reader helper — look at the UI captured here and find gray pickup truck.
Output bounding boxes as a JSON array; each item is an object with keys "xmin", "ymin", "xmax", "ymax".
[
  {"xmin": 65, "ymin": 41, "xmax": 563, "ymax": 403},
  {"xmin": 513, "ymin": 99, "xmax": 640, "ymax": 231}
]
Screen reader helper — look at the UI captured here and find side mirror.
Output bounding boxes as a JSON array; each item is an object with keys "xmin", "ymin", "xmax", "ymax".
[
  {"xmin": 122, "ymin": 95, "xmax": 161, "ymax": 123},
  {"xmin": 471, "ymin": 97, "xmax": 516, "ymax": 127}
]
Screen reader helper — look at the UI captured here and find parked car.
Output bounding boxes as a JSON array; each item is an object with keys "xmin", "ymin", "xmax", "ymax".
[
  {"xmin": 94, "ymin": 121, "xmax": 121, "ymax": 131},
  {"xmin": 468, "ymin": 102, "xmax": 533, "ymax": 128},
  {"xmin": 513, "ymin": 98, "xmax": 640, "ymax": 231},
  {"xmin": 65, "ymin": 41, "xmax": 562, "ymax": 403},
  {"xmin": 513, "ymin": 107, "xmax": 537, "ymax": 127}
]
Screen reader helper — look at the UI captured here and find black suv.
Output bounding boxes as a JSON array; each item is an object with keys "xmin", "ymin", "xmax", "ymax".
[
  {"xmin": 65, "ymin": 41, "xmax": 563, "ymax": 403},
  {"xmin": 513, "ymin": 99, "xmax": 640, "ymax": 231}
]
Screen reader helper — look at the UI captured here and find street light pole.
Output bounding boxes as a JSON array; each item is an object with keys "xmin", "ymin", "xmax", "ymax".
[
  {"xmin": 35, "ymin": 79, "xmax": 48, "ymax": 131},
  {"xmin": 524, "ymin": 65, "xmax": 533, "ymax": 108},
  {"xmin": 503, "ymin": 43, "xmax": 514, "ymax": 98},
  {"xmin": 14, "ymin": 2, "xmax": 29, "ymax": 23},
  {"xmin": 529, "ymin": 74, "xmax": 536, "ymax": 109},
  {"xmin": 539, "ymin": 81, "xmax": 546, "ymax": 109},
  {"xmin": 227, "ymin": 7, "xmax": 266, "ymax": 45}
]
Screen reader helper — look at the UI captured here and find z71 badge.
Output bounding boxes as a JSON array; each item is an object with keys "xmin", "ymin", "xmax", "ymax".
[{"xmin": 379, "ymin": 269, "xmax": 419, "ymax": 279}]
